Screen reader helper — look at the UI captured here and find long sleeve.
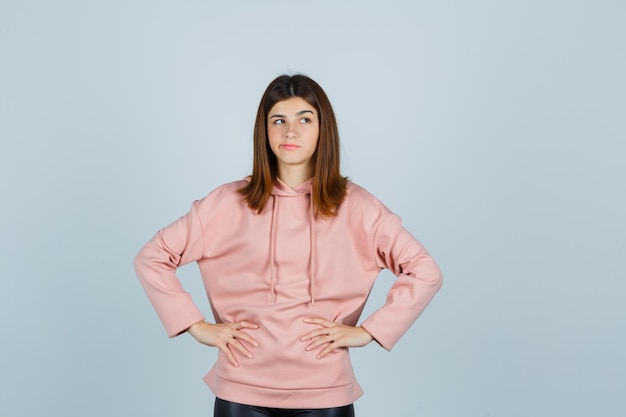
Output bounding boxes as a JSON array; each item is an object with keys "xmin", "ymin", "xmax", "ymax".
[
  {"xmin": 360, "ymin": 213, "xmax": 443, "ymax": 350},
  {"xmin": 134, "ymin": 201, "xmax": 206, "ymax": 337}
]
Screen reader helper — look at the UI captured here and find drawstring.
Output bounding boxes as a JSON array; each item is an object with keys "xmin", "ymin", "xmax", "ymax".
[
  {"xmin": 268, "ymin": 196, "xmax": 279, "ymax": 304},
  {"xmin": 308, "ymin": 190, "xmax": 316, "ymax": 306},
  {"xmin": 266, "ymin": 179, "xmax": 316, "ymax": 305}
]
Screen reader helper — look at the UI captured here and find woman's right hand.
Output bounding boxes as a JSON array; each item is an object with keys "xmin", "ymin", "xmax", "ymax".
[{"xmin": 186, "ymin": 320, "xmax": 260, "ymax": 368}]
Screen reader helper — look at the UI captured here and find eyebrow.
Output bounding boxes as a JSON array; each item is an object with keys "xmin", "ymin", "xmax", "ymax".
[{"xmin": 270, "ymin": 110, "xmax": 315, "ymax": 118}]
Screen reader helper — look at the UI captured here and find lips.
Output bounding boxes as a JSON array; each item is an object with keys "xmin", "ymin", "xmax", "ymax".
[{"xmin": 281, "ymin": 144, "xmax": 300, "ymax": 150}]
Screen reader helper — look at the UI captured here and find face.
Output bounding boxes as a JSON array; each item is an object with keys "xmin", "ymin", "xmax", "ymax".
[{"xmin": 267, "ymin": 97, "xmax": 320, "ymax": 178}]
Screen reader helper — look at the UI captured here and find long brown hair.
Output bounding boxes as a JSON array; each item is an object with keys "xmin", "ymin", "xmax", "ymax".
[{"xmin": 239, "ymin": 74, "xmax": 347, "ymax": 218}]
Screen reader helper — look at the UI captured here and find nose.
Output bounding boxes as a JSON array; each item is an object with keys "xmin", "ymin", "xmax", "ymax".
[{"xmin": 285, "ymin": 121, "xmax": 298, "ymax": 139}]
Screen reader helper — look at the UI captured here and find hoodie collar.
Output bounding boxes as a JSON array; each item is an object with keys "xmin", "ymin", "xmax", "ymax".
[{"xmin": 271, "ymin": 177, "xmax": 313, "ymax": 196}]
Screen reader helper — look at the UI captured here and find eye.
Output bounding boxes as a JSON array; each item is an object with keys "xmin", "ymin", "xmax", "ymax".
[
  {"xmin": 272, "ymin": 119, "xmax": 285, "ymax": 125},
  {"xmin": 300, "ymin": 117, "xmax": 312, "ymax": 124}
]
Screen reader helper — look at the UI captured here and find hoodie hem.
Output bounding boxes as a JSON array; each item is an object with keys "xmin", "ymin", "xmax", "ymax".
[{"xmin": 203, "ymin": 372, "xmax": 363, "ymax": 409}]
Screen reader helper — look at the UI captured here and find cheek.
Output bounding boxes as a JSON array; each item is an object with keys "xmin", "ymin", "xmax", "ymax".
[
  {"xmin": 267, "ymin": 130, "xmax": 281, "ymax": 149},
  {"xmin": 310, "ymin": 128, "xmax": 320, "ymax": 147}
]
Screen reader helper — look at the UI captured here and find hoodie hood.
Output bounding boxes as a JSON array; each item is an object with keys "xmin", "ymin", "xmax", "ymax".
[{"xmin": 268, "ymin": 178, "xmax": 317, "ymax": 305}]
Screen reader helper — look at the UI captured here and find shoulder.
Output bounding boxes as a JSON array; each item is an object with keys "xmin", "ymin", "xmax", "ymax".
[
  {"xmin": 192, "ymin": 178, "xmax": 249, "ymax": 213},
  {"xmin": 341, "ymin": 181, "xmax": 393, "ymax": 221},
  {"xmin": 210, "ymin": 178, "xmax": 249, "ymax": 196},
  {"xmin": 345, "ymin": 181, "xmax": 387, "ymax": 209},
  {"xmin": 342, "ymin": 182, "xmax": 408, "ymax": 243}
]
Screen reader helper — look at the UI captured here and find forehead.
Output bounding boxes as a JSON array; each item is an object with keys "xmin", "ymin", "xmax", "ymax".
[{"xmin": 268, "ymin": 97, "xmax": 316, "ymax": 115}]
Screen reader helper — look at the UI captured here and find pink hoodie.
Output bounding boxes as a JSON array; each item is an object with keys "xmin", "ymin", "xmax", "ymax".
[{"xmin": 134, "ymin": 178, "xmax": 442, "ymax": 408}]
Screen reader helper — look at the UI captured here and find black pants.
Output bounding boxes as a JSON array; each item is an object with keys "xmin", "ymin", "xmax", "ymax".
[{"xmin": 214, "ymin": 398, "xmax": 355, "ymax": 417}]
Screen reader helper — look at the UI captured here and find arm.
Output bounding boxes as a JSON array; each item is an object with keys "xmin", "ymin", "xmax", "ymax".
[
  {"xmin": 133, "ymin": 202, "xmax": 206, "ymax": 337},
  {"xmin": 300, "ymin": 214, "xmax": 442, "ymax": 356},
  {"xmin": 360, "ymin": 213, "xmax": 443, "ymax": 350},
  {"xmin": 134, "ymin": 201, "xmax": 259, "ymax": 365}
]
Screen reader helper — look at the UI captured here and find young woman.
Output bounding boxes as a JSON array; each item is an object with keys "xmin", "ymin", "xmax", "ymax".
[{"xmin": 134, "ymin": 74, "xmax": 443, "ymax": 417}]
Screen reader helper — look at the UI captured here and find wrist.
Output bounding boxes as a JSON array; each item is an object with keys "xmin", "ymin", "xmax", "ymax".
[
  {"xmin": 358, "ymin": 326, "xmax": 374, "ymax": 344},
  {"xmin": 187, "ymin": 320, "xmax": 207, "ymax": 337}
]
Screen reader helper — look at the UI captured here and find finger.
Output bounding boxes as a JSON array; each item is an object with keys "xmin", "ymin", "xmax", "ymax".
[
  {"xmin": 234, "ymin": 330, "xmax": 260, "ymax": 348},
  {"xmin": 317, "ymin": 336, "xmax": 351, "ymax": 358},
  {"xmin": 305, "ymin": 335, "xmax": 334, "ymax": 351},
  {"xmin": 300, "ymin": 330, "xmax": 318, "ymax": 341},
  {"xmin": 227, "ymin": 336, "xmax": 254, "ymax": 359},
  {"xmin": 228, "ymin": 321, "xmax": 259, "ymax": 330},
  {"xmin": 303, "ymin": 317, "xmax": 334, "ymax": 327},
  {"xmin": 317, "ymin": 343, "xmax": 337, "ymax": 359},
  {"xmin": 305, "ymin": 340, "xmax": 326, "ymax": 351},
  {"xmin": 237, "ymin": 320, "xmax": 260, "ymax": 329},
  {"xmin": 220, "ymin": 345, "xmax": 240, "ymax": 368},
  {"xmin": 301, "ymin": 323, "xmax": 340, "ymax": 340},
  {"xmin": 300, "ymin": 329, "xmax": 330, "ymax": 341}
]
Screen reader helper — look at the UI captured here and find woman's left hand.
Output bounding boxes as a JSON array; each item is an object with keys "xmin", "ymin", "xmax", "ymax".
[{"xmin": 300, "ymin": 318, "xmax": 374, "ymax": 358}]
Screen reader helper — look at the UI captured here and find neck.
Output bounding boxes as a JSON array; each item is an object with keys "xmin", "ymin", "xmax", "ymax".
[{"xmin": 277, "ymin": 165, "xmax": 314, "ymax": 188}]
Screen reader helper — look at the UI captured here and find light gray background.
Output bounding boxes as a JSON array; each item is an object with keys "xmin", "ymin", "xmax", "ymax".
[{"xmin": 1, "ymin": 1, "xmax": 624, "ymax": 416}]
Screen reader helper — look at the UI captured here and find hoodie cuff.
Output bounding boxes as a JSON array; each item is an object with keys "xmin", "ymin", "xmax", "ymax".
[
  {"xmin": 158, "ymin": 304, "xmax": 205, "ymax": 338},
  {"xmin": 360, "ymin": 319, "xmax": 398, "ymax": 351}
]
